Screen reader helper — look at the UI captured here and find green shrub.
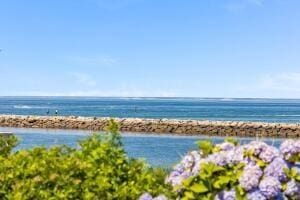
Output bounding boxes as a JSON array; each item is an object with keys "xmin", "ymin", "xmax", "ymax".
[
  {"xmin": 0, "ymin": 119, "xmax": 171, "ymax": 200},
  {"xmin": 0, "ymin": 133, "xmax": 18, "ymax": 157}
]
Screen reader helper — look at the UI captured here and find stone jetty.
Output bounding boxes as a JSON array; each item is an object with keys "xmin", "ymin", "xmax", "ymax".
[{"xmin": 0, "ymin": 115, "xmax": 300, "ymax": 138}]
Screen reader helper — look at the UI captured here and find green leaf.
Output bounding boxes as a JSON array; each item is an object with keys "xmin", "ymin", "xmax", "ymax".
[
  {"xmin": 235, "ymin": 186, "xmax": 246, "ymax": 200},
  {"xmin": 291, "ymin": 167, "xmax": 299, "ymax": 178},
  {"xmin": 235, "ymin": 163, "xmax": 245, "ymax": 170},
  {"xmin": 283, "ymin": 167, "xmax": 291, "ymax": 178},
  {"xmin": 213, "ymin": 176, "xmax": 231, "ymax": 189},
  {"xmin": 190, "ymin": 183, "xmax": 209, "ymax": 194},
  {"xmin": 197, "ymin": 140, "xmax": 213, "ymax": 156},
  {"xmin": 282, "ymin": 182, "xmax": 287, "ymax": 191},
  {"xmin": 184, "ymin": 191, "xmax": 195, "ymax": 199},
  {"xmin": 183, "ymin": 176, "xmax": 194, "ymax": 187},
  {"xmin": 225, "ymin": 138, "xmax": 238, "ymax": 146},
  {"xmin": 256, "ymin": 159, "xmax": 266, "ymax": 168}
]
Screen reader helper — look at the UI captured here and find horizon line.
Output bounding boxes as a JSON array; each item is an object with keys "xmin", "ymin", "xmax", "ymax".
[{"xmin": 1, "ymin": 96, "xmax": 300, "ymax": 100}]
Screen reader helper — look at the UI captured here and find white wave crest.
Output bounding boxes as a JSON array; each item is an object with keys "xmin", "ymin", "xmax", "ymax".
[
  {"xmin": 13, "ymin": 105, "xmax": 50, "ymax": 109},
  {"xmin": 13, "ymin": 105, "xmax": 32, "ymax": 109}
]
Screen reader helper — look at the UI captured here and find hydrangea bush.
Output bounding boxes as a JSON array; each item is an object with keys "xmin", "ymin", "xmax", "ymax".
[
  {"xmin": 1, "ymin": 120, "xmax": 300, "ymax": 200},
  {"xmin": 161, "ymin": 139, "xmax": 300, "ymax": 200}
]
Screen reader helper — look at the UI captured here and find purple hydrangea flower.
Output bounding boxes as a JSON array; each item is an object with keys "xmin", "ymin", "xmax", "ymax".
[
  {"xmin": 174, "ymin": 164, "xmax": 185, "ymax": 174},
  {"xmin": 246, "ymin": 141, "xmax": 268, "ymax": 156},
  {"xmin": 153, "ymin": 195, "xmax": 168, "ymax": 200},
  {"xmin": 246, "ymin": 189, "xmax": 266, "ymax": 200},
  {"xmin": 264, "ymin": 157, "xmax": 289, "ymax": 182},
  {"xmin": 166, "ymin": 170, "xmax": 192, "ymax": 186},
  {"xmin": 206, "ymin": 152, "xmax": 228, "ymax": 166},
  {"xmin": 205, "ymin": 148, "xmax": 243, "ymax": 167},
  {"xmin": 206, "ymin": 147, "xmax": 245, "ymax": 167},
  {"xmin": 139, "ymin": 193, "xmax": 168, "ymax": 200},
  {"xmin": 259, "ymin": 145, "xmax": 279, "ymax": 163},
  {"xmin": 215, "ymin": 189, "xmax": 236, "ymax": 200},
  {"xmin": 225, "ymin": 146, "xmax": 245, "ymax": 165},
  {"xmin": 259, "ymin": 176, "xmax": 281, "ymax": 199},
  {"xmin": 164, "ymin": 140, "xmax": 300, "ymax": 199},
  {"xmin": 190, "ymin": 151, "xmax": 202, "ymax": 175},
  {"xmin": 216, "ymin": 142, "xmax": 235, "ymax": 152},
  {"xmin": 280, "ymin": 140, "xmax": 300, "ymax": 160},
  {"xmin": 239, "ymin": 164, "xmax": 263, "ymax": 191},
  {"xmin": 245, "ymin": 141, "xmax": 279, "ymax": 163},
  {"xmin": 139, "ymin": 193, "xmax": 153, "ymax": 200},
  {"xmin": 284, "ymin": 179, "xmax": 300, "ymax": 198},
  {"xmin": 190, "ymin": 150, "xmax": 201, "ymax": 161},
  {"xmin": 166, "ymin": 166, "xmax": 185, "ymax": 186},
  {"xmin": 181, "ymin": 154, "xmax": 195, "ymax": 169},
  {"xmin": 166, "ymin": 151, "xmax": 201, "ymax": 186}
]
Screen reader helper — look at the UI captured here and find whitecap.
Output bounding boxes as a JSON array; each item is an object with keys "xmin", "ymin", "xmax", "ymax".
[
  {"xmin": 13, "ymin": 105, "xmax": 32, "ymax": 109},
  {"xmin": 13, "ymin": 105, "xmax": 50, "ymax": 109}
]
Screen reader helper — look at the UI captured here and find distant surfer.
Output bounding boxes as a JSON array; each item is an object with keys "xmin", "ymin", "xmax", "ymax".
[
  {"xmin": 46, "ymin": 109, "xmax": 50, "ymax": 115},
  {"xmin": 55, "ymin": 110, "xmax": 58, "ymax": 115}
]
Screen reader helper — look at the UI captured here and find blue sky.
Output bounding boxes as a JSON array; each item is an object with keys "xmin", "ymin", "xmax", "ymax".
[{"xmin": 0, "ymin": 0, "xmax": 300, "ymax": 98}]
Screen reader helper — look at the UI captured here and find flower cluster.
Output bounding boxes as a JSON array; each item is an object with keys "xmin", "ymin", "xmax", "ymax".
[
  {"xmin": 259, "ymin": 176, "xmax": 282, "ymax": 199},
  {"xmin": 264, "ymin": 157, "xmax": 288, "ymax": 182},
  {"xmin": 247, "ymin": 189, "xmax": 266, "ymax": 200},
  {"xmin": 215, "ymin": 189, "xmax": 236, "ymax": 200},
  {"xmin": 165, "ymin": 150, "xmax": 202, "ymax": 187},
  {"xmin": 239, "ymin": 164, "xmax": 263, "ymax": 191},
  {"xmin": 139, "ymin": 193, "xmax": 168, "ymax": 200},
  {"xmin": 284, "ymin": 180, "xmax": 300, "ymax": 198},
  {"xmin": 164, "ymin": 139, "xmax": 300, "ymax": 200},
  {"xmin": 245, "ymin": 141, "xmax": 279, "ymax": 163},
  {"xmin": 280, "ymin": 140, "xmax": 300, "ymax": 161}
]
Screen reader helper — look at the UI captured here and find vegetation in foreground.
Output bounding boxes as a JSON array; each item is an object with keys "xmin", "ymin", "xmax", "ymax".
[
  {"xmin": 0, "ymin": 119, "xmax": 172, "ymax": 200},
  {"xmin": 160, "ymin": 139, "xmax": 300, "ymax": 200},
  {"xmin": 0, "ymin": 120, "xmax": 299, "ymax": 199}
]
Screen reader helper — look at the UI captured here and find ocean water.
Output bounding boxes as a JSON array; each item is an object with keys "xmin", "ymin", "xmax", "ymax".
[
  {"xmin": 0, "ymin": 97, "xmax": 296, "ymax": 166},
  {"xmin": 0, "ymin": 127, "xmax": 283, "ymax": 167},
  {"xmin": 1, "ymin": 97, "xmax": 300, "ymax": 122}
]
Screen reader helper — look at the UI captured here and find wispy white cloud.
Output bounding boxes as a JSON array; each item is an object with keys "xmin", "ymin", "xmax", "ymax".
[
  {"xmin": 70, "ymin": 72, "xmax": 97, "ymax": 87},
  {"xmin": 259, "ymin": 72, "xmax": 300, "ymax": 92},
  {"xmin": 14, "ymin": 81, "xmax": 177, "ymax": 97},
  {"xmin": 235, "ymin": 72, "xmax": 300, "ymax": 98},
  {"xmin": 17, "ymin": 90, "xmax": 177, "ymax": 97}
]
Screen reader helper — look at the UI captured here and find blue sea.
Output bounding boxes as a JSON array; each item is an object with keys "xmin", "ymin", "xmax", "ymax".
[
  {"xmin": 0, "ymin": 127, "xmax": 283, "ymax": 167},
  {"xmin": 1, "ymin": 96, "xmax": 300, "ymax": 122},
  {"xmin": 0, "ymin": 97, "xmax": 298, "ymax": 166}
]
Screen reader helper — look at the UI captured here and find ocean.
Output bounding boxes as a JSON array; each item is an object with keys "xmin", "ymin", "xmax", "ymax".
[
  {"xmin": 0, "ymin": 127, "xmax": 283, "ymax": 167},
  {"xmin": 0, "ymin": 97, "xmax": 297, "ymax": 166},
  {"xmin": 1, "ymin": 97, "xmax": 300, "ymax": 122}
]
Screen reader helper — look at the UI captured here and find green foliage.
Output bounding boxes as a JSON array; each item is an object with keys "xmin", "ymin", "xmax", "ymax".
[
  {"xmin": 224, "ymin": 138, "xmax": 238, "ymax": 146},
  {"xmin": 284, "ymin": 167, "xmax": 300, "ymax": 181},
  {"xmin": 286, "ymin": 153, "xmax": 300, "ymax": 163},
  {"xmin": 0, "ymin": 134, "xmax": 18, "ymax": 157},
  {"xmin": 0, "ymin": 120, "xmax": 171, "ymax": 200},
  {"xmin": 196, "ymin": 141, "xmax": 213, "ymax": 156},
  {"xmin": 179, "ymin": 159, "xmax": 245, "ymax": 199},
  {"xmin": 105, "ymin": 118, "xmax": 120, "ymax": 135}
]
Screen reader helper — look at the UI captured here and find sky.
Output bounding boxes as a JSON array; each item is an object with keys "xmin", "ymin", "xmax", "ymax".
[{"xmin": 0, "ymin": 0, "xmax": 300, "ymax": 98}]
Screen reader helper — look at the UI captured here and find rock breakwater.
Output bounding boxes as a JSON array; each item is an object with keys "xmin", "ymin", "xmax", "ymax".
[{"xmin": 0, "ymin": 115, "xmax": 300, "ymax": 138}]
